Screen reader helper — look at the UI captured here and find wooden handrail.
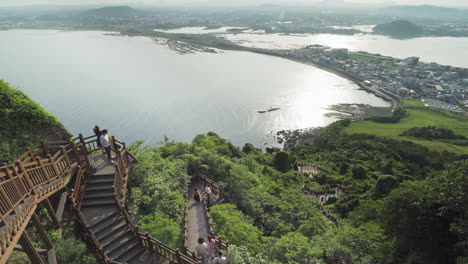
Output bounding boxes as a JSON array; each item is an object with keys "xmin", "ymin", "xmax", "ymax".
[
  {"xmin": 1, "ymin": 133, "xmax": 194, "ymax": 264},
  {"xmin": 0, "ymin": 140, "xmax": 82, "ymax": 264}
]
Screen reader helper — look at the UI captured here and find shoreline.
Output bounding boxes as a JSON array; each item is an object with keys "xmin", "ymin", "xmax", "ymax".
[{"xmin": 243, "ymin": 49, "xmax": 398, "ymax": 109}]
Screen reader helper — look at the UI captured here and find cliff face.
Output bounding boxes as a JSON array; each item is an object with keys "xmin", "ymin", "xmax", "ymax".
[{"xmin": 0, "ymin": 80, "xmax": 71, "ymax": 162}]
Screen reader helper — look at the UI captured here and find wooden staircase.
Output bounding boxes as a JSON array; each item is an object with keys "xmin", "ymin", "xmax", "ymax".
[
  {"xmin": 1, "ymin": 134, "xmax": 198, "ymax": 264},
  {"xmin": 78, "ymin": 155, "xmax": 167, "ymax": 264}
]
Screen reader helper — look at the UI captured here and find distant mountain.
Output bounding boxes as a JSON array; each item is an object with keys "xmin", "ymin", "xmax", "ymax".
[
  {"xmin": 373, "ymin": 20, "xmax": 423, "ymax": 39},
  {"xmin": 83, "ymin": 6, "xmax": 142, "ymax": 17},
  {"xmin": 379, "ymin": 5, "xmax": 468, "ymax": 18}
]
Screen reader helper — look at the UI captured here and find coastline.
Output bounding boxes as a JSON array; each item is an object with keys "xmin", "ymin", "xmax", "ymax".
[{"xmin": 244, "ymin": 49, "xmax": 398, "ymax": 109}]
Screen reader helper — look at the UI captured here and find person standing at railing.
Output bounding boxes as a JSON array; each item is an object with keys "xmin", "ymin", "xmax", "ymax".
[
  {"xmin": 93, "ymin": 125, "xmax": 102, "ymax": 148},
  {"xmin": 204, "ymin": 184, "xmax": 212, "ymax": 204},
  {"xmin": 195, "ymin": 237, "xmax": 209, "ymax": 264},
  {"xmin": 100, "ymin": 129, "xmax": 114, "ymax": 164},
  {"xmin": 194, "ymin": 188, "xmax": 201, "ymax": 203},
  {"xmin": 212, "ymin": 251, "xmax": 227, "ymax": 264}
]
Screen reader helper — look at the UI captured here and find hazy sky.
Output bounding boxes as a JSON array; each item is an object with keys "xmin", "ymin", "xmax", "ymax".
[{"xmin": 0, "ymin": 0, "xmax": 467, "ymax": 7}]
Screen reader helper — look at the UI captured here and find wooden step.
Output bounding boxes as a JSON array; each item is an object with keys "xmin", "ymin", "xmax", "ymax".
[
  {"xmin": 115, "ymin": 245, "xmax": 145, "ymax": 264},
  {"xmin": 85, "ymin": 185, "xmax": 114, "ymax": 193},
  {"xmin": 109, "ymin": 240, "xmax": 140, "ymax": 260},
  {"xmin": 101, "ymin": 229, "xmax": 134, "ymax": 250},
  {"xmin": 106, "ymin": 234, "xmax": 138, "ymax": 258},
  {"xmin": 89, "ymin": 211, "xmax": 121, "ymax": 230},
  {"xmin": 82, "ymin": 198, "xmax": 115, "ymax": 208},
  {"xmin": 93, "ymin": 217, "xmax": 125, "ymax": 236},
  {"xmin": 96, "ymin": 221, "xmax": 128, "ymax": 241},
  {"xmin": 83, "ymin": 191, "xmax": 115, "ymax": 200},
  {"xmin": 87, "ymin": 176, "xmax": 115, "ymax": 185}
]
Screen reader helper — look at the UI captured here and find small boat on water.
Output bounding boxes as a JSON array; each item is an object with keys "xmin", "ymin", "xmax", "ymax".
[{"xmin": 257, "ymin": 107, "xmax": 281, "ymax": 114}]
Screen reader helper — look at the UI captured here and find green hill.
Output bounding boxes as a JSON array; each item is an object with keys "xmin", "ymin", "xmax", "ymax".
[
  {"xmin": 345, "ymin": 99, "xmax": 468, "ymax": 154},
  {"xmin": 373, "ymin": 20, "xmax": 423, "ymax": 38},
  {"xmin": 0, "ymin": 80, "xmax": 70, "ymax": 162}
]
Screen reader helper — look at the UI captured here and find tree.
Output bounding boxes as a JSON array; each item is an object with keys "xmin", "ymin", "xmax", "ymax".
[
  {"xmin": 374, "ymin": 175, "xmax": 399, "ymax": 198},
  {"xmin": 269, "ymin": 232, "xmax": 322, "ymax": 264},
  {"xmin": 274, "ymin": 151, "xmax": 293, "ymax": 172},
  {"xmin": 138, "ymin": 213, "xmax": 181, "ymax": 247},
  {"xmin": 210, "ymin": 204, "xmax": 264, "ymax": 253},
  {"xmin": 225, "ymin": 245, "xmax": 269, "ymax": 264},
  {"xmin": 352, "ymin": 165, "xmax": 367, "ymax": 179}
]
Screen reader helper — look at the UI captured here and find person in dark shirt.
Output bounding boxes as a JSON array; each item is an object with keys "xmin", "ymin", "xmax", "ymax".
[
  {"xmin": 194, "ymin": 188, "xmax": 201, "ymax": 203},
  {"xmin": 93, "ymin": 125, "xmax": 102, "ymax": 148}
]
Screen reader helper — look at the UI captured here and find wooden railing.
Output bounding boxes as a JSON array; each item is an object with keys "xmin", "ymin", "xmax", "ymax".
[
  {"xmin": 69, "ymin": 166, "xmax": 88, "ymax": 209},
  {"xmin": 112, "ymin": 137, "xmax": 129, "ymax": 208},
  {"xmin": 139, "ymin": 232, "xmax": 199, "ymax": 264},
  {"xmin": 67, "ymin": 134, "xmax": 198, "ymax": 264},
  {"xmin": 1, "ymin": 133, "xmax": 199, "ymax": 264},
  {"xmin": 192, "ymin": 172, "xmax": 228, "ymax": 206},
  {"xmin": 0, "ymin": 141, "xmax": 80, "ymax": 263}
]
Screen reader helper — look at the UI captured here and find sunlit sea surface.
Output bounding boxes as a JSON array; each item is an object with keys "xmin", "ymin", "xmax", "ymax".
[
  {"xmin": 156, "ymin": 26, "xmax": 468, "ymax": 68},
  {"xmin": 0, "ymin": 30, "xmax": 389, "ymax": 147}
]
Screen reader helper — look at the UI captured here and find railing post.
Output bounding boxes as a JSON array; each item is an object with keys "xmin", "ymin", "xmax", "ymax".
[
  {"xmin": 79, "ymin": 144, "xmax": 90, "ymax": 167},
  {"xmin": 2, "ymin": 162, "xmax": 12, "ymax": 178},
  {"xmin": 35, "ymin": 157, "xmax": 50, "ymax": 183},
  {"xmin": 61, "ymin": 146, "xmax": 71, "ymax": 167},
  {"xmin": 176, "ymin": 249, "xmax": 182, "ymax": 263},
  {"xmin": 78, "ymin": 134, "xmax": 91, "ymax": 166},
  {"xmin": 69, "ymin": 140, "xmax": 81, "ymax": 165},
  {"xmin": 48, "ymin": 154, "xmax": 60, "ymax": 177},
  {"xmin": 145, "ymin": 232, "xmax": 153, "ymax": 251},
  {"xmin": 16, "ymin": 161, "xmax": 34, "ymax": 189},
  {"xmin": 28, "ymin": 148, "xmax": 35, "ymax": 161}
]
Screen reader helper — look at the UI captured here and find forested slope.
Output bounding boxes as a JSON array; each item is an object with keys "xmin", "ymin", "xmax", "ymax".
[
  {"xmin": 0, "ymin": 80, "xmax": 70, "ymax": 162},
  {"xmin": 127, "ymin": 124, "xmax": 468, "ymax": 264}
]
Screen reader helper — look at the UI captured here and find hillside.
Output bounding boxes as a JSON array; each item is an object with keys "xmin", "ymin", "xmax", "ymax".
[
  {"xmin": 0, "ymin": 80, "xmax": 71, "ymax": 162},
  {"xmin": 82, "ymin": 6, "xmax": 142, "ymax": 18},
  {"xmin": 346, "ymin": 99, "xmax": 468, "ymax": 154},
  {"xmin": 128, "ymin": 126, "xmax": 467, "ymax": 264},
  {"xmin": 379, "ymin": 5, "xmax": 468, "ymax": 18},
  {"xmin": 373, "ymin": 20, "xmax": 423, "ymax": 38}
]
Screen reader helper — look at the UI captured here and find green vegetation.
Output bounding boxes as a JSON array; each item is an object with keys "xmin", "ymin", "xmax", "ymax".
[
  {"xmin": 53, "ymin": 232, "xmax": 98, "ymax": 264},
  {"xmin": 127, "ymin": 141, "xmax": 190, "ymax": 248},
  {"xmin": 0, "ymin": 80, "xmax": 59, "ymax": 162},
  {"xmin": 127, "ymin": 118, "xmax": 467, "ymax": 263},
  {"xmin": 346, "ymin": 99, "xmax": 468, "ymax": 154},
  {"xmin": 373, "ymin": 20, "xmax": 424, "ymax": 38},
  {"xmin": 349, "ymin": 54, "xmax": 374, "ymax": 61},
  {"xmin": 401, "ymin": 126, "xmax": 467, "ymax": 140}
]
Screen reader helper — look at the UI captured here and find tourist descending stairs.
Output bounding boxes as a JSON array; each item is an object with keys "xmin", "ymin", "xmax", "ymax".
[{"xmin": 184, "ymin": 172, "xmax": 229, "ymax": 261}]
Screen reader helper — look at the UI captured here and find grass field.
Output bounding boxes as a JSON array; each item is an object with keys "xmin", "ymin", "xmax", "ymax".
[{"xmin": 346, "ymin": 99, "xmax": 468, "ymax": 154}]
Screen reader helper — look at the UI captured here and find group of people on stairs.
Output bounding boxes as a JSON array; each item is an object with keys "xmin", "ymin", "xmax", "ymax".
[
  {"xmin": 195, "ymin": 236, "xmax": 227, "ymax": 264},
  {"xmin": 193, "ymin": 184, "xmax": 211, "ymax": 204}
]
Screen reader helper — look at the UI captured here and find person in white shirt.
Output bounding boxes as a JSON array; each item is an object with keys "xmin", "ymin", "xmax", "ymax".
[
  {"xmin": 212, "ymin": 251, "xmax": 227, "ymax": 264},
  {"xmin": 204, "ymin": 184, "xmax": 212, "ymax": 203},
  {"xmin": 100, "ymin": 129, "xmax": 114, "ymax": 164},
  {"xmin": 195, "ymin": 237, "xmax": 209, "ymax": 264}
]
